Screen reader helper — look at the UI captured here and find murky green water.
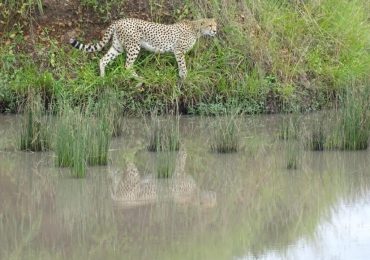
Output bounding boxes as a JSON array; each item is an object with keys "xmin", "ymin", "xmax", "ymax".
[{"xmin": 1, "ymin": 114, "xmax": 369, "ymax": 260}]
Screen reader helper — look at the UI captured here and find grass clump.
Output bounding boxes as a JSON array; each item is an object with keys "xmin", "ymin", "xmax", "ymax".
[
  {"xmin": 147, "ymin": 114, "xmax": 180, "ymax": 152},
  {"xmin": 55, "ymin": 104, "xmax": 88, "ymax": 177},
  {"xmin": 306, "ymin": 122, "xmax": 326, "ymax": 151},
  {"xmin": 278, "ymin": 116, "xmax": 300, "ymax": 140},
  {"xmin": 156, "ymin": 152, "xmax": 177, "ymax": 178},
  {"xmin": 337, "ymin": 87, "xmax": 369, "ymax": 150},
  {"xmin": 55, "ymin": 98, "xmax": 113, "ymax": 177},
  {"xmin": 285, "ymin": 141, "xmax": 301, "ymax": 170},
  {"xmin": 210, "ymin": 115, "xmax": 240, "ymax": 153},
  {"xmin": 86, "ymin": 116, "xmax": 111, "ymax": 166},
  {"xmin": 19, "ymin": 93, "xmax": 51, "ymax": 151}
]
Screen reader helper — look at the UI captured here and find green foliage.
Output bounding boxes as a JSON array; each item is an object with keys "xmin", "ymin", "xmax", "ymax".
[
  {"xmin": 19, "ymin": 93, "xmax": 51, "ymax": 151},
  {"xmin": 278, "ymin": 116, "xmax": 300, "ymax": 140},
  {"xmin": 1, "ymin": 0, "xmax": 370, "ymax": 114},
  {"xmin": 337, "ymin": 86, "xmax": 369, "ymax": 150},
  {"xmin": 0, "ymin": 0, "xmax": 43, "ymax": 31},
  {"xmin": 147, "ymin": 114, "xmax": 180, "ymax": 152},
  {"xmin": 55, "ymin": 98, "xmax": 113, "ymax": 177},
  {"xmin": 285, "ymin": 141, "xmax": 301, "ymax": 170},
  {"xmin": 156, "ymin": 152, "xmax": 177, "ymax": 178},
  {"xmin": 306, "ymin": 123, "xmax": 326, "ymax": 151},
  {"xmin": 210, "ymin": 115, "xmax": 240, "ymax": 153}
]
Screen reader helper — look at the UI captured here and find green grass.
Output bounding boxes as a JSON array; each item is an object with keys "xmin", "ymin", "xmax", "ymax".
[
  {"xmin": 337, "ymin": 86, "xmax": 369, "ymax": 150},
  {"xmin": 1, "ymin": 0, "xmax": 370, "ymax": 114},
  {"xmin": 19, "ymin": 93, "xmax": 51, "ymax": 151},
  {"xmin": 210, "ymin": 115, "xmax": 240, "ymax": 153},
  {"xmin": 147, "ymin": 114, "xmax": 180, "ymax": 152},
  {"xmin": 285, "ymin": 141, "xmax": 301, "ymax": 170},
  {"xmin": 278, "ymin": 116, "xmax": 300, "ymax": 141},
  {"xmin": 55, "ymin": 98, "xmax": 113, "ymax": 177},
  {"xmin": 156, "ymin": 152, "xmax": 177, "ymax": 178},
  {"xmin": 306, "ymin": 123, "xmax": 326, "ymax": 151}
]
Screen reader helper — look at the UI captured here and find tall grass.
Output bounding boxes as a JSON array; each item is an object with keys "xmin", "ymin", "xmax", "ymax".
[
  {"xmin": 1, "ymin": 0, "xmax": 370, "ymax": 114},
  {"xmin": 210, "ymin": 115, "xmax": 240, "ymax": 153},
  {"xmin": 337, "ymin": 86, "xmax": 369, "ymax": 150},
  {"xmin": 278, "ymin": 116, "xmax": 300, "ymax": 141},
  {"xmin": 55, "ymin": 98, "xmax": 113, "ymax": 177},
  {"xmin": 19, "ymin": 93, "xmax": 51, "ymax": 151},
  {"xmin": 306, "ymin": 122, "xmax": 326, "ymax": 151},
  {"xmin": 285, "ymin": 141, "xmax": 301, "ymax": 170},
  {"xmin": 147, "ymin": 114, "xmax": 180, "ymax": 152},
  {"xmin": 156, "ymin": 152, "xmax": 177, "ymax": 178}
]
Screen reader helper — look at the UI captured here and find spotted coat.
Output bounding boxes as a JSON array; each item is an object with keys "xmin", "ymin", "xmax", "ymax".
[
  {"xmin": 109, "ymin": 150, "xmax": 217, "ymax": 208},
  {"xmin": 70, "ymin": 18, "xmax": 217, "ymax": 78}
]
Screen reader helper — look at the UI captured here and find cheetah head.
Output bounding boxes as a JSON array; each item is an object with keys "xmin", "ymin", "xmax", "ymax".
[{"xmin": 199, "ymin": 18, "xmax": 217, "ymax": 37}]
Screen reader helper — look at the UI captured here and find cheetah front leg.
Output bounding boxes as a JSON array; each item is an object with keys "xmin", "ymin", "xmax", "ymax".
[
  {"xmin": 174, "ymin": 52, "xmax": 187, "ymax": 79},
  {"xmin": 125, "ymin": 45, "xmax": 141, "ymax": 78}
]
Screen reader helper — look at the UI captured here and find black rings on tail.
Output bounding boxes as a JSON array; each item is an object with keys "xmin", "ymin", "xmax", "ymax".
[{"xmin": 69, "ymin": 24, "xmax": 115, "ymax": 52}]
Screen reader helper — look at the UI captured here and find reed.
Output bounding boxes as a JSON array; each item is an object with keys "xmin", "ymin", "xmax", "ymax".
[
  {"xmin": 156, "ymin": 152, "xmax": 177, "ymax": 178},
  {"xmin": 285, "ymin": 141, "xmax": 301, "ymax": 170},
  {"xmin": 306, "ymin": 123, "xmax": 326, "ymax": 151},
  {"xmin": 210, "ymin": 115, "xmax": 239, "ymax": 153},
  {"xmin": 147, "ymin": 114, "xmax": 180, "ymax": 152},
  {"xmin": 19, "ymin": 93, "xmax": 51, "ymax": 151}
]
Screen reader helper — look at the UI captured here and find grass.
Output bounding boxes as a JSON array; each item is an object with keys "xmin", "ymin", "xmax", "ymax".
[
  {"xmin": 156, "ymin": 152, "xmax": 177, "ymax": 178},
  {"xmin": 1, "ymin": 0, "xmax": 370, "ymax": 114},
  {"xmin": 285, "ymin": 141, "xmax": 301, "ymax": 170},
  {"xmin": 55, "ymin": 104, "xmax": 88, "ymax": 177},
  {"xmin": 278, "ymin": 115, "xmax": 300, "ymax": 140},
  {"xmin": 19, "ymin": 93, "xmax": 51, "ymax": 151},
  {"xmin": 336, "ymin": 86, "xmax": 369, "ymax": 150},
  {"xmin": 55, "ymin": 98, "xmax": 113, "ymax": 177},
  {"xmin": 307, "ymin": 123, "xmax": 326, "ymax": 151},
  {"xmin": 147, "ymin": 114, "xmax": 180, "ymax": 152},
  {"xmin": 210, "ymin": 115, "xmax": 239, "ymax": 153}
]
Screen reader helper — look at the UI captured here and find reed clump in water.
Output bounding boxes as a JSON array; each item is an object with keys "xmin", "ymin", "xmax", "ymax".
[
  {"xmin": 337, "ymin": 87, "xmax": 369, "ymax": 150},
  {"xmin": 210, "ymin": 115, "xmax": 240, "ymax": 153},
  {"xmin": 55, "ymin": 98, "xmax": 113, "ymax": 177},
  {"xmin": 156, "ymin": 152, "xmax": 177, "ymax": 178},
  {"xmin": 306, "ymin": 122, "xmax": 326, "ymax": 151},
  {"xmin": 147, "ymin": 114, "xmax": 180, "ymax": 152},
  {"xmin": 286, "ymin": 141, "xmax": 301, "ymax": 170},
  {"xmin": 19, "ymin": 93, "xmax": 51, "ymax": 152},
  {"xmin": 278, "ymin": 116, "xmax": 300, "ymax": 141}
]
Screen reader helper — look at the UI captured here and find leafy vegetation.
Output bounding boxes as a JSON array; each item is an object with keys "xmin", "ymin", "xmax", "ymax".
[
  {"xmin": 1, "ymin": 0, "xmax": 369, "ymax": 114},
  {"xmin": 210, "ymin": 115, "xmax": 240, "ymax": 153},
  {"xmin": 147, "ymin": 114, "xmax": 180, "ymax": 152},
  {"xmin": 19, "ymin": 93, "xmax": 51, "ymax": 151}
]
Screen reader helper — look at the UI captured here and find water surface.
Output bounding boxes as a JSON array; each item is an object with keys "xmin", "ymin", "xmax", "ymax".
[{"xmin": 0, "ymin": 114, "xmax": 369, "ymax": 259}]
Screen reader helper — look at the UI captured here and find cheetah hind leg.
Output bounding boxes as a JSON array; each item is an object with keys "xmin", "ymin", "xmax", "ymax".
[{"xmin": 99, "ymin": 46, "xmax": 122, "ymax": 77}]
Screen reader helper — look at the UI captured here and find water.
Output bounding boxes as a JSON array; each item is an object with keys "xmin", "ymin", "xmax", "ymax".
[{"xmin": 0, "ymin": 114, "xmax": 369, "ymax": 259}]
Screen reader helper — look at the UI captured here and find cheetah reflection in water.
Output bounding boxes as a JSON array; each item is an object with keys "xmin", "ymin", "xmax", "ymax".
[{"xmin": 109, "ymin": 150, "xmax": 217, "ymax": 208}]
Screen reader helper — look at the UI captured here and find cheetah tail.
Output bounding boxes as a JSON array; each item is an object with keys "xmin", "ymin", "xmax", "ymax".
[{"xmin": 69, "ymin": 24, "xmax": 115, "ymax": 52}]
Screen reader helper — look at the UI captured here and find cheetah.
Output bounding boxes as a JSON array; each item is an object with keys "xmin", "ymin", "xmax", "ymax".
[
  {"xmin": 109, "ymin": 150, "xmax": 217, "ymax": 208},
  {"xmin": 70, "ymin": 18, "xmax": 217, "ymax": 78}
]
